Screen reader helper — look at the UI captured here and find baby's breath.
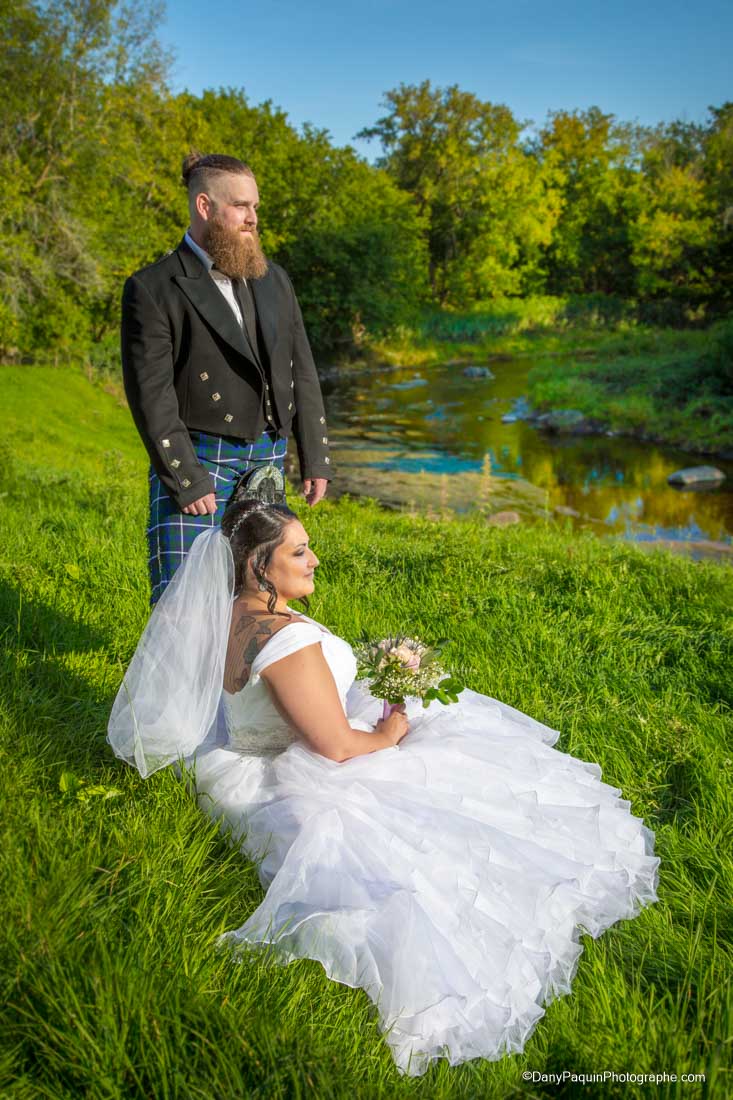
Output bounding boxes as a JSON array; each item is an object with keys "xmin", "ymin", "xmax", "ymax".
[{"xmin": 355, "ymin": 634, "xmax": 458, "ymax": 706}]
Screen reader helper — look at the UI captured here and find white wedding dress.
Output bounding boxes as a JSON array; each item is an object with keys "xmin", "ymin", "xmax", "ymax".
[{"xmin": 190, "ymin": 614, "xmax": 659, "ymax": 1076}]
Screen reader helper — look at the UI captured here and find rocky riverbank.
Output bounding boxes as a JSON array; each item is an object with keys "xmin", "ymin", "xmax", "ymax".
[{"xmin": 503, "ymin": 398, "xmax": 733, "ymax": 460}]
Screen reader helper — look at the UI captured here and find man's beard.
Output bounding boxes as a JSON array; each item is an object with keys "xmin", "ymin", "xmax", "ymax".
[{"xmin": 204, "ymin": 216, "xmax": 268, "ymax": 280}]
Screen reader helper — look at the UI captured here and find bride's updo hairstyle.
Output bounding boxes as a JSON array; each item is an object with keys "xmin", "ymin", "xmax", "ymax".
[{"xmin": 221, "ymin": 500, "xmax": 301, "ymax": 612}]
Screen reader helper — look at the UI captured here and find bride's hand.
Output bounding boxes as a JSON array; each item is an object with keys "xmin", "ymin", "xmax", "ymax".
[{"xmin": 375, "ymin": 707, "xmax": 409, "ymax": 746}]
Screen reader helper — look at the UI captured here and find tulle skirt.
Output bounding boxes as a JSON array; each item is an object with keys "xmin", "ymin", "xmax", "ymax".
[{"xmin": 192, "ymin": 683, "xmax": 659, "ymax": 1076}]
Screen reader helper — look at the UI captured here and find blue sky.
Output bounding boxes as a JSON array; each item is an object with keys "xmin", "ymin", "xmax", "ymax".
[{"xmin": 160, "ymin": 0, "xmax": 732, "ymax": 157}]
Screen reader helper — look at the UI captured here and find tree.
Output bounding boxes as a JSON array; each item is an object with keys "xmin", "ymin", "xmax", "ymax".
[
  {"xmin": 358, "ymin": 81, "xmax": 561, "ymax": 305},
  {"xmin": 0, "ymin": 0, "xmax": 170, "ymax": 361},
  {"xmin": 703, "ymin": 103, "xmax": 733, "ymax": 303},
  {"xmin": 280, "ymin": 148, "xmax": 428, "ymax": 349},
  {"xmin": 630, "ymin": 106, "xmax": 731, "ymax": 303},
  {"xmin": 533, "ymin": 108, "xmax": 642, "ymax": 296},
  {"xmin": 0, "ymin": 13, "xmax": 429, "ymax": 364},
  {"xmin": 630, "ymin": 164, "xmax": 715, "ymax": 298}
]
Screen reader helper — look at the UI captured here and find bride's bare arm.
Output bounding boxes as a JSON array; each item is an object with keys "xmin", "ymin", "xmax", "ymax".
[{"xmin": 261, "ymin": 644, "xmax": 408, "ymax": 761}]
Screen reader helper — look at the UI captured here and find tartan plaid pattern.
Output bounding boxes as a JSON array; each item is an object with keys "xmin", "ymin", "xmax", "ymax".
[{"xmin": 147, "ymin": 428, "xmax": 287, "ymax": 604}]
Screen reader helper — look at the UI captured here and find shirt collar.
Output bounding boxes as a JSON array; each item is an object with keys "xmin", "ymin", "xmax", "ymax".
[{"xmin": 184, "ymin": 230, "xmax": 215, "ymax": 273}]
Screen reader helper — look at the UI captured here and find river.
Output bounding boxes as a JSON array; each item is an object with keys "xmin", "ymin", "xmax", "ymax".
[{"xmin": 314, "ymin": 358, "xmax": 733, "ymax": 554}]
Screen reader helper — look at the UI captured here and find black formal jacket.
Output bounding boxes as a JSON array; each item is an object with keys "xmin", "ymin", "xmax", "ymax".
[{"xmin": 121, "ymin": 238, "xmax": 331, "ymax": 508}]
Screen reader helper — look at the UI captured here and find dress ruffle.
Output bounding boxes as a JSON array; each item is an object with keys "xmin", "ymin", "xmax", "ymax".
[{"xmin": 194, "ymin": 682, "xmax": 658, "ymax": 1076}]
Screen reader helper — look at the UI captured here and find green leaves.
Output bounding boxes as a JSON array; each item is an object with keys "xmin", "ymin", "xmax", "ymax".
[
  {"xmin": 422, "ymin": 676, "xmax": 465, "ymax": 708},
  {"xmin": 354, "ymin": 633, "xmax": 462, "ymax": 707},
  {"xmin": 59, "ymin": 771, "xmax": 121, "ymax": 803},
  {"xmin": 358, "ymin": 81, "xmax": 555, "ymax": 304},
  {"xmin": 2, "ymin": 8, "xmax": 731, "ymax": 365},
  {"xmin": 361, "ymin": 88, "xmax": 733, "ymax": 309},
  {"xmin": 279, "ymin": 147, "xmax": 428, "ymax": 348}
]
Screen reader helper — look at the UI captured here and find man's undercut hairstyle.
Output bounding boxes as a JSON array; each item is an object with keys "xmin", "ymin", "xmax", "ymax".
[{"xmin": 181, "ymin": 152, "xmax": 254, "ymax": 202}]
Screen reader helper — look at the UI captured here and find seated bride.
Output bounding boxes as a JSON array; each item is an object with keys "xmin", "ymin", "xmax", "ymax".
[{"xmin": 108, "ymin": 498, "xmax": 659, "ymax": 1077}]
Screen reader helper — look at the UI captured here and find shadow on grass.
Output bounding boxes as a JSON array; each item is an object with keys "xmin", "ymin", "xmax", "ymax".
[
  {"xmin": 654, "ymin": 758, "xmax": 704, "ymax": 831},
  {"xmin": 0, "ymin": 577, "xmax": 119, "ymax": 777}
]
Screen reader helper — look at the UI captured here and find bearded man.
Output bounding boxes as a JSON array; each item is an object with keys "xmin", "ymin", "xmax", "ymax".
[{"xmin": 121, "ymin": 152, "xmax": 330, "ymax": 602}]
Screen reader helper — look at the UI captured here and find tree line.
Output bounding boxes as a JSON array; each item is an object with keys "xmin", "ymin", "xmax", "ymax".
[{"xmin": 1, "ymin": 0, "xmax": 731, "ymax": 365}]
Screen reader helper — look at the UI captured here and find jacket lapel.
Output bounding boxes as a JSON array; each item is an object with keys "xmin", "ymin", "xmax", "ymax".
[{"xmin": 172, "ymin": 240, "xmax": 258, "ymax": 363}]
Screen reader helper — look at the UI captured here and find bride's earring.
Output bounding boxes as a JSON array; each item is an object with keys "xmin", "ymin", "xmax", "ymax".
[{"xmin": 258, "ymin": 580, "xmax": 268, "ymax": 591}]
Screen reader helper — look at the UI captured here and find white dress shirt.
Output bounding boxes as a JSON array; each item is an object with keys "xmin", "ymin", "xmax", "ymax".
[{"xmin": 184, "ymin": 231, "xmax": 244, "ymax": 328}]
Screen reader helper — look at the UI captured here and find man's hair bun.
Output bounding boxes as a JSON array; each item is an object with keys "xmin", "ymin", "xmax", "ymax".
[{"xmin": 181, "ymin": 150, "xmax": 206, "ymax": 186}]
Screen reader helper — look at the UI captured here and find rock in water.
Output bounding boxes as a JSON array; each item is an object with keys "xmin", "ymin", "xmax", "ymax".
[
  {"xmin": 667, "ymin": 466, "xmax": 726, "ymax": 487},
  {"xmin": 487, "ymin": 511, "xmax": 521, "ymax": 527},
  {"xmin": 502, "ymin": 396, "xmax": 533, "ymax": 424},
  {"xmin": 535, "ymin": 409, "xmax": 587, "ymax": 433},
  {"xmin": 554, "ymin": 505, "xmax": 581, "ymax": 518},
  {"xmin": 462, "ymin": 365, "xmax": 494, "ymax": 379}
]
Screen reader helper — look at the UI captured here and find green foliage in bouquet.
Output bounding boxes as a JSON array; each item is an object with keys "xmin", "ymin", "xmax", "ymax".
[{"xmin": 355, "ymin": 635, "xmax": 464, "ymax": 707}]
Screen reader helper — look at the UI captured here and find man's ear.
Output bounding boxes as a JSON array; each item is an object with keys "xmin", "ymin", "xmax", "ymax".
[{"xmin": 195, "ymin": 191, "xmax": 213, "ymax": 222}]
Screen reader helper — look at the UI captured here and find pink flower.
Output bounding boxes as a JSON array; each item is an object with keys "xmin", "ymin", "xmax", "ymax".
[{"xmin": 389, "ymin": 644, "xmax": 421, "ymax": 670}]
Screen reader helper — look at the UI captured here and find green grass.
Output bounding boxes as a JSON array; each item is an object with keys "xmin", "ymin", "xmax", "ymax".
[
  {"xmin": 1, "ymin": 368, "xmax": 732, "ymax": 1098},
  {"xmin": 526, "ymin": 318, "xmax": 733, "ymax": 455},
  {"xmin": 367, "ymin": 300, "xmax": 732, "ymax": 456},
  {"xmin": 368, "ymin": 297, "xmax": 708, "ymax": 367}
]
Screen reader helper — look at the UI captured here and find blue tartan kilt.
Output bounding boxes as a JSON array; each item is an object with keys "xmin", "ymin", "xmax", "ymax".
[{"xmin": 147, "ymin": 428, "xmax": 287, "ymax": 604}]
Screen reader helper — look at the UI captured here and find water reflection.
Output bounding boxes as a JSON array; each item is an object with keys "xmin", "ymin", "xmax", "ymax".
[{"xmin": 323, "ymin": 361, "xmax": 733, "ymax": 545}]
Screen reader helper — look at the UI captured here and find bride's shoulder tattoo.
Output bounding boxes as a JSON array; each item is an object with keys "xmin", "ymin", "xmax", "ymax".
[{"xmin": 225, "ymin": 611, "xmax": 296, "ymax": 693}]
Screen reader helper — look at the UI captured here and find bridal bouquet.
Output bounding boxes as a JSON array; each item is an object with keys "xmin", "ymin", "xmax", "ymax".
[{"xmin": 355, "ymin": 635, "xmax": 464, "ymax": 719}]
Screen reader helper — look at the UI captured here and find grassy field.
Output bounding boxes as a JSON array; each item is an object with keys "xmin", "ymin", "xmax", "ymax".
[
  {"xmin": 1, "ymin": 367, "xmax": 731, "ymax": 1098},
  {"xmin": 368, "ymin": 301, "xmax": 732, "ymax": 457}
]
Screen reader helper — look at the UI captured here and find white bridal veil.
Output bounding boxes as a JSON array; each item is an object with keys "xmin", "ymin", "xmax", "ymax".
[{"xmin": 107, "ymin": 528, "xmax": 235, "ymax": 778}]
